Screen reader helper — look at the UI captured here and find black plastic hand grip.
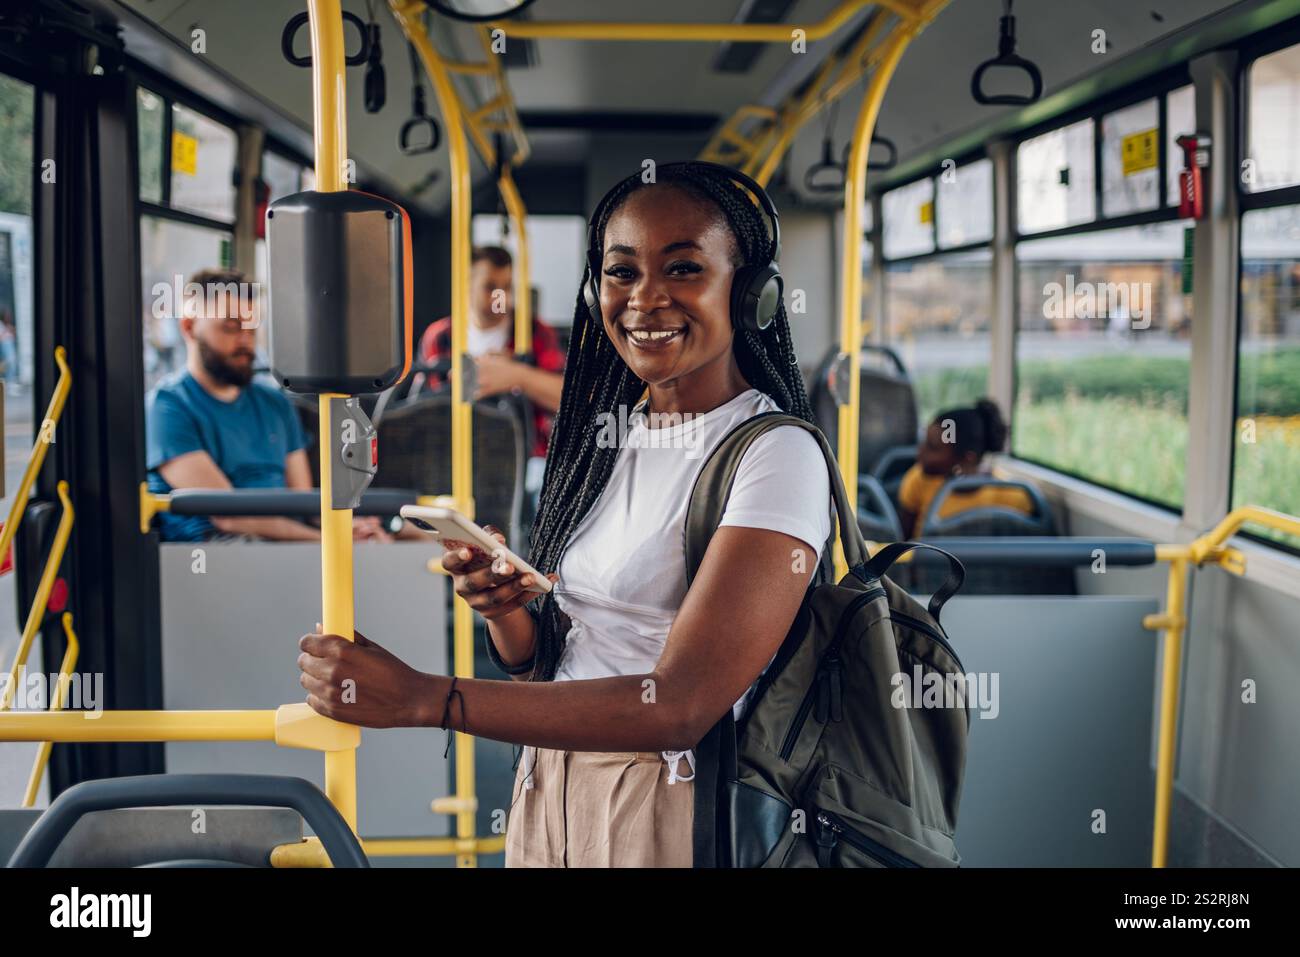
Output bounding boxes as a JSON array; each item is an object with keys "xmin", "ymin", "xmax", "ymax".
[
  {"xmin": 281, "ymin": 11, "xmax": 371, "ymax": 68},
  {"xmin": 971, "ymin": 15, "xmax": 1042, "ymax": 106},
  {"xmin": 399, "ymin": 114, "xmax": 441, "ymax": 155}
]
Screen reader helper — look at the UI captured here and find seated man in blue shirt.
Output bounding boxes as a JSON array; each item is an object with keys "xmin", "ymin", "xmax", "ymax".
[{"xmin": 146, "ymin": 268, "xmax": 389, "ymax": 543}]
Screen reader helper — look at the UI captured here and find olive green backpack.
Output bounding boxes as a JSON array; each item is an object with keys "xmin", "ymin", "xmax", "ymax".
[{"xmin": 685, "ymin": 412, "xmax": 969, "ymax": 868}]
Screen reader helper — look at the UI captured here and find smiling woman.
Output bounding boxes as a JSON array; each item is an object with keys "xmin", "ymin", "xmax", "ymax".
[{"xmin": 296, "ymin": 161, "xmax": 833, "ymax": 867}]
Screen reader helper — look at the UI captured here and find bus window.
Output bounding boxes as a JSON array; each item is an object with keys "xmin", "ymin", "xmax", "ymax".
[
  {"xmin": 1101, "ymin": 97, "xmax": 1160, "ymax": 218},
  {"xmin": 138, "ymin": 91, "xmax": 240, "ymax": 391},
  {"xmin": 1246, "ymin": 42, "xmax": 1300, "ymax": 192},
  {"xmin": 471, "ymin": 213, "xmax": 585, "ymax": 332},
  {"xmin": 140, "ymin": 216, "xmax": 233, "ymax": 391},
  {"xmin": 1236, "ymin": 205, "xmax": 1300, "ymax": 550},
  {"xmin": 886, "ymin": 251, "xmax": 992, "ymax": 423},
  {"xmin": 936, "ymin": 158, "xmax": 993, "ymax": 250},
  {"xmin": 0, "ymin": 69, "xmax": 35, "ymax": 806},
  {"xmin": 168, "ymin": 103, "xmax": 238, "ymax": 223},
  {"xmin": 1165, "ymin": 84, "xmax": 1195, "ymax": 207},
  {"xmin": 262, "ymin": 149, "xmax": 306, "ymax": 205},
  {"xmin": 137, "ymin": 88, "xmax": 165, "ymax": 204},
  {"xmin": 0, "ymin": 71, "xmax": 34, "ymax": 491},
  {"xmin": 1017, "ymin": 119, "xmax": 1096, "ymax": 235},
  {"xmin": 882, "ymin": 177, "xmax": 935, "ymax": 260},
  {"xmin": 881, "ymin": 161, "xmax": 993, "ymax": 422},
  {"xmin": 1014, "ymin": 222, "xmax": 1192, "ymax": 508}
]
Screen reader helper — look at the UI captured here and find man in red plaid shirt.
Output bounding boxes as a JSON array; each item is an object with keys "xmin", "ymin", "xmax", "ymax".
[{"xmin": 417, "ymin": 246, "xmax": 566, "ymax": 458}]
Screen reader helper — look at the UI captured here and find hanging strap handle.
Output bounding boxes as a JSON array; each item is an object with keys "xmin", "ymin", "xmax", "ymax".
[
  {"xmin": 970, "ymin": 7, "xmax": 1042, "ymax": 106},
  {"xmin": 281, "ymin": 11, "xmax": 371, "ymax": 68},
  {"xmin": 805, "ymin": 138, "xmax": 846, "ymax": 194}
]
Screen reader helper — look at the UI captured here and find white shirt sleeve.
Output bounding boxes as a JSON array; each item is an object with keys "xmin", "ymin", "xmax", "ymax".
[{"xmin": 717, "ymin": 424, "xmax": 834, "ymax": 557}]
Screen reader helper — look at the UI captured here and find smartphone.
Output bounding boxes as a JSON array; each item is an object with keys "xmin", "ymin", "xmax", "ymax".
[{"xmin": 399, "ymin": 505, "xmax": 552, "ymax": 594}]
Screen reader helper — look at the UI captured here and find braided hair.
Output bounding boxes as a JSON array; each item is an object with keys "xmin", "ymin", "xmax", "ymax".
[
  {"xmin": 524, "ymin": 162, "xmax": 813, "ymax": 682},
  {"xmin": 934, "ymin": 397, "xmax": 1008, "ymax": 461}
]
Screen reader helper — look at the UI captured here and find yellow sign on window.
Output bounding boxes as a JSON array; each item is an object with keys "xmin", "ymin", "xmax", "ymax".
[
  {"xmin": 171, "ymin": 131, "xmax": 198, "ymax": 176},
  {"xmin": 1121, "ymin": 129, "xmax": 1158, "ymax": 176},
  {"xmin": 919, "ymin": 200, "xmax": 934, "ymax": 225}
]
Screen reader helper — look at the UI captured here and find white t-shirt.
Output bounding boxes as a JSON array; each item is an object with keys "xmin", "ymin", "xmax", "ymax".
[
  {"xmin": 466, "ymin": 319, "xmax": 510, "ymax": 357},
  {"xmin": 552, "ymin": 388, "xmax": 834, "ymax": 724}
]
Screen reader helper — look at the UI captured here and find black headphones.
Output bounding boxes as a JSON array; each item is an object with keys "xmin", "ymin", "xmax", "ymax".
[{"xmin": 583, "ymin": 161, "xmax": 783, "ymax": 334}]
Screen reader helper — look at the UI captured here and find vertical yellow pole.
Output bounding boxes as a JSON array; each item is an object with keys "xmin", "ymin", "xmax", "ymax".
[
  {"xmin": 0, "ymin": 346, "xmax": 70, "ymax": 570},
  {"xmin": 1151, "ymin": 557, "xmax": 1188, "ymax": 867},
  {"xmin": 23, "ymin": 613, "xmax": 78, "ymax": 807},
  {"xmin": 395, "ymin": 5, "xmax": 478, "ymax": 866},
  {"xmin": 836, "ymin": 26, "xmax": 913, "ymax": 577},
  {"xmin": 307, "ymin": 0, "xmax": 358, "ymax": 832},
  {"xmin": 1, "ymin": 481, "xmax": 74, "ymax": 713},
  {"xmin": 500, "ymin": 170, "xmax": 532, "ymax": 356}
]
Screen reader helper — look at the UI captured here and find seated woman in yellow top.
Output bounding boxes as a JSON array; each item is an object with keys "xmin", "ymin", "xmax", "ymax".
[{"xmin": 898, "ymin": 398, "xmax": 1032, "ymax": 538}]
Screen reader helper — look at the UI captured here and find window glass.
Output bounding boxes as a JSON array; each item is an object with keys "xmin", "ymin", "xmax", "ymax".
[
  {"xmin": 140, "ymin": 215, "xmax": 233, "ymax": 391},
  {"xmin": 0, "ymin": 72, "xmax": 37, "ymax": 797},
  {"xmin": 861, "ymin": 237, "xmax": 875, "ymax": 340},
  {"xmin": 936, "ymin": 158, "xmax": 993, "ymax": 249},
  {"xmin": 1165, "ymin": 85, "xmax": 1195, "ymax": 207},
  {"xmin": 1245, "ymin": 42, "xmax": 1300, "ymax": 192},
  {"xmin": 263, "ymin": 150, "xmax": 304, "ymax": 204},
  {"xmin": 1017, "ymin": 119, "xmax": 1096, "ymax": 235},
  {"xmin": 169, "ymin": 103, "xmax": 237, "ymax": 222},
  {"xmin": 1014, "ymin": 222, "xmax": 1192, "ymax": 507},
  {"xmin": 137, "ymin": 87, "xmax": 165, "ymax": 204},
  {"xmin": 885, "ymin": 249, "xmax": 993, "ymax": 423},
  {"xmin": 471, "ymin": 213, "xmax": 586, "ymax": 327},
  {"xmin": 1101, "ymin": 98, "xmax": 1160, "ymax": 217},
  {"xmin": 882, "ymin": 178, "xmax": 935, "ymax": 260},
  {"xmin": 0, "ymin": 72, "xmax": 35, "ymax": 502},
  {"xmin": 1235, "ymin": 205, "xmax": 1300, "ymax": 548}
]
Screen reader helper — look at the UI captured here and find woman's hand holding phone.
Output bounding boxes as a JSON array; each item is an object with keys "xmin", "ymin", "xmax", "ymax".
[{"xmin": 442, "ymin": 524, "xmax": 558, "ymax": 622}]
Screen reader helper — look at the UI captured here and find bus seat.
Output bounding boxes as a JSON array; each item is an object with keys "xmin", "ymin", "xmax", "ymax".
[
  {"xmin": 869, "ymin": 443, "xmax": 917, "ymax": 511},
  {"xmin": 858, "ymin": 346, "xmax": 919, "ymax": 481},
  {"xmin": 374, "ymin": 393, "xmax": 526, "ymax": 547},
  {"xmin": 810, "ymin": 346, "xmax": 844, "ymax": 449},
  {"xmin": 911, "ymin": 477, "xmax": 1074, "ymax": 595},
  {"xmin": 809, "ymin": 345, "xmax": 920, "ymax": 476},
  {"xmin": 920, "ymin": 476, "xmax": 1054, "ymax": 536},
  {"xmin": 857, "ymin": 473, "xmax": 904, "ymax": 543}
]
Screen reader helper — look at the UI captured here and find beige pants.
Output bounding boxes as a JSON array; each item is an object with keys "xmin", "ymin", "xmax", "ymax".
[{"xmin": 504, "ymin": 747, "xmax": 695, "ymax": 868}]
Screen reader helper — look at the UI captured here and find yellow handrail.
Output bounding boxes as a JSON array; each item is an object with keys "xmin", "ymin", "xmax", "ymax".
[
  {"xmin": 0, "ymin": 710, "xmax": 277, "ymax": 741},
  {"xmin": 0, "ymin": 702, "xmax": 358, "ymax": 749},
  {"xmin": 498, "ymin": 166, "xmax": 532, "ymax": 356},
  {"xmin": 488, "ymin": 0, "xmax": 922, "ymax": 42},
  {"xmin": 390, "ymin": 0, "xmax": 480, "ymax": 866},
  {"xmin": 701, "ymin": 10, "xmax": 894, "ymax": 183},
  {"xmin": 0, "ymin": 346, "xmax": 70, "ymax": 572},
  {"xmin": 832, "ymin": 23, "xmax": 918, "ymax": 579},
  {"xmin": 304, "ymin": 0, "xmax": 361, "ymax": 835},
  {"xmin": 1145, "ymin": 504, "xmax": 1300, "ymax": 867},
  {"xmin": 23, "ymin": 612, "xmax": 79, "ymax": 807},
  {"xmin": 0, "ymin": 481, "xmax": 74, "ymax": 712},
  {"xmin": 1188, "ymin": 505, "xmax": 1300, "ymax": 565}
]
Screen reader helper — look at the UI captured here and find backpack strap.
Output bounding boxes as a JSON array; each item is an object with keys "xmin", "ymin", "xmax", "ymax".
[
  {"xmin": 856, "ymin": 540, "xmax": 965, "ymax": 624},
  {"xmin": 684, "ymin": 411, "xmax": 868, "ymax": 586},
  {"xmin": 683, "ymin": 410, "xmax": 864, "ymax": 868}
]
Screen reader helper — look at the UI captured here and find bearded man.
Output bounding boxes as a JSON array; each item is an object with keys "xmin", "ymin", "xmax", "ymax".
[{"xmin": 145, "ymin": 267, "xmax": 387, "ymax": 543}]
